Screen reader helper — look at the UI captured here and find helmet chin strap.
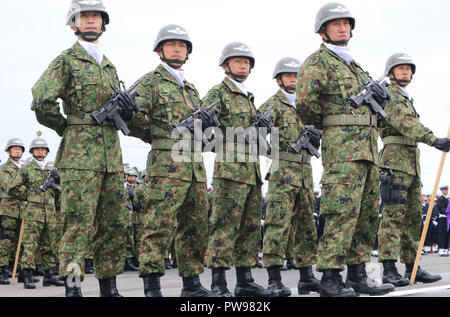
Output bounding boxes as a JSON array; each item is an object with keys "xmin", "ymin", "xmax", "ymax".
[
  {"xmin": 74, "ymin": 20, "xmax": 106, "ymax": 42},
  {"xmin": 160, "ymin": 46, "xmax": 188, "ymax": 69},
  {"xmin": 392, "ymin": 73, "xmax": 412, "ymax": 86},
  {"xmin": 278, "ymin": 76, "xmax": 296, "ymax": 94},
  {"xmin": 321, "ymin": 27, "xmax": 352, "ymax": 46},
  {"xmin": 225, "ymin": 61, "xmax": 249, "ymax": 83}
]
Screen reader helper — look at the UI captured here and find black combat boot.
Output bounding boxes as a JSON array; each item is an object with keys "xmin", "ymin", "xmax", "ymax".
[
  {"xmin": 286, "ymin": 259, "xmax": 297, "ymax": 270},
  {"xmin": 99, "ymin": 277, "xmax": 122, "ymax": 297},
  {"xmin": 181, "ymin": 275, "xmax": 217, "ymax": 297},
  {"xmin": 143, "ymin": 273, "xmax": 163, "ymax": 297},
  {"xmin": 23, "ymin": 269, "xmax": 36, "ymax": 289},
  {"xmin": 404, "ymin": 263, "xmax": 442, "ymax": 284},
  {"xmin": 320, "ymin": 269, "xmax": 356, "ymax": 297},
  {"xmin": 164, "ymin": 258, "xmax": 172, "ymax": 270},
  {"xmin": 34, "ymin": 265, "xmax": 45, "ymax": 277},
  {"xmin": 267, "ymin": 266, "xmax": 291, "ymax": 297},
  {"xmin": 43, "ymin": 269, "xmax": 64, "ymax": 287},
  {"xmin": 64, "ymin": 279, "xmax": 82, "ymax": 297},
  {"xmin": 84, "ymin": 259, "xmax": 94, "ymax": 274},
  {"xmin": 211, "ymin": 268, "xmax": 233, "ymax": 297},
  {"xmin": 18, "ymin": 269, "xmax": 40, "ymax": 283},
  {"xmin": 171, "ymin": 258, "xmax": 178, "ymax": 269},
  {"xmin": 0, "ymin": 266, "xmax": 10, "ymax": 285},
  {"xmin": 382, "ymin": 260, "xmax": 409, "ymax": 287},
  {"xmin": 235, "ymin": 267, "xmax": 278, "ymax": 297},
  {"xmin": 298, "ymin": 266, "xmax": 320, "ymax": 295},
  {"xmin": 345, "ymin": 264, "xmax": 395, "ymax": 296},
  {"xmin": 124, "ymin": 258, "xmax": 139, "ymax": 272}
]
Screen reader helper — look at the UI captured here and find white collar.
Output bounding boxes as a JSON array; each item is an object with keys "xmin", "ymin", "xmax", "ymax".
[
  {"xmin": 398, "ymin": 86, "xmax": 412, "ymax": 100},
  {"xmin": 228, "ymin": 77, "xmax": 248, "ymax": 96},
  {"xmin": 78, "ymin": 40, "xmax": 104, "ymax": 65},
  {"xmin": 162, "ymin": 63, "xmax": 185, "ymax": 87},
  {"xmin": 325, "ymin": 43, "xmax": 353, "ymax": 65},
  {"xmin": 10, "ymin": 159, "xmax": 22, "ymax": 169},
  {"xmin": 33, "ymin": 158, "xmax": 46, "ymax": 170},
  {"xmin": 281, "ymin": 90, "xmax": 296, "ymax": 108}
]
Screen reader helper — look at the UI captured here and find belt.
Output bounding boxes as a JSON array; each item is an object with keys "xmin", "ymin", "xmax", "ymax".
[
  {"xmin": 439, "ymin": 214, "xmax": 447, "ymax": 219},
  {"xmin": 67, "ymin": 111, "xmax": 113, "ymax": 127},
  {"xmin": 383, "ymin": 136, "xmax": 418, "ymax": 147},
  {"xmin": 278, "ymin": 152, "xmax": 311, "ymax": 164},
  {"xmin": 323, "ymin": 114, "xmax": 377, "ymax": 127}
]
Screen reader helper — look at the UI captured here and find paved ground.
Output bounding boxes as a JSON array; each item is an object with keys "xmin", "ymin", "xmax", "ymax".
[{"xmin": 1, "ymin": 253, "xmax": 449, "ymax": 298}]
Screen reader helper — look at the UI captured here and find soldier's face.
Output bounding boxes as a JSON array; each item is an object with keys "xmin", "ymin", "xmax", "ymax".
[
  {"xmin": 222, "ymin": 57, "xmax": 251, "ymax": 81},
  {"xmin": 127, "ymin": 176, "xmax": 137, "ymax": 184},
  {"xmin": 71, "ymin": 11, "xmax": 103, "ymax": 41},
  {"xmin": 7, "ymin": 147, "xmax": 23, "ymax": 161},
  {"xmin": 277, "ymin": 73, "xmax": 297, "ymax": 90},
  {"xmin": 31, "ymin": 148, "xmax": 48, "ymax": 161},
  {"xmin": 392, "ymin": 65, "xmax": 412, "ymax": 86},
  {"xmin": 321, "ymin": 18, "xmax": 351, "ymax": 46},
  {"xmin": 442, "ymin": 189, "xmax": 448, "ymax": 196},
  {"xmin": 158, "ymin": 40, "xmax": 188, "ymax": 62}
]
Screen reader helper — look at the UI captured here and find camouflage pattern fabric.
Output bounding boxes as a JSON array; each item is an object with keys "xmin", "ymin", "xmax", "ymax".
[
  {"xmin": 296, "ymin": 44, "xmax": 381, "ymax": 272},
  {"xmin": 207, "ymin": 178, "xmax": 261, "ymax": 269},
  {"xmin": 378, "ymin": 84, "xmax": 436, "ymax": 264},
  {"xmin": 58, "ymin": 169, "xmax": 126, "ymax": 280},
  {"xmin": 9, "ymin": 160, "xmax": 59, "ymax": 270},
  {"xmin": 138, "ymin": 177, "xmax": 208, "ymax": 277},
  {"xmin": 122, "ymin": 183, "xmax": 136, "ymax": 259},
  {"xmin": 260, "ymin": 90, "xmax": 317, "ymax": 268},
  {"xmin": 132, "ymin": 183, "xmax": 148, "ymax": 255},
  {"xmin": 129, "ymin": 64, "xmax": 209, "ymax": 278},
  {"xmin": 31, "ymin": 41, "xmax": 127, "ymax": 281},
  {"xmin": 0, "ymin": 216, "xmax": 21, "ymax": 267},
  {"xmin": 378, "ymin": 170, "xmax": 421, "ymax": 263}
]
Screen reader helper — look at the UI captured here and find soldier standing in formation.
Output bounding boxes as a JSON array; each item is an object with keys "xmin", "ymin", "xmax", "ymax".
[
  {"xmin": 31, "ymin": 0, "xmax": 134, "ymax": 297},
  {"xmin": 260, "ymin": 57, "xmax": 321, "ymax": 297},
  {"xmin": 377, "ymin": 53, "xmax": 449, "ymax": 286},
  {"xmin": 436, "ymin": 186, "xmax": 450, "ymax": 256},
  {"xmin": 123, "ymin": 170, "xmax": 139, "ymax": 272},
  {"xmin": 129, "ymin": 24, "xmax": 215, "ymax": 297},
  {"xmin": 296, "ymin": 2, "xmax": 395, "ymax": 297},
  {"xmin": 10, "ymin": 135, "xmax": 64, "ymax": 289},
  {"xmin": 202, "ymin": 42, "xmax": 276, "ymax": 297},
  {"xmin": 0, "ymin": 139, "xmax": 27, "ymax": 285}
]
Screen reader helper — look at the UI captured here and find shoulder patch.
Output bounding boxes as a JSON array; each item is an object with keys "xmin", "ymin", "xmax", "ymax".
[{"xmin": 309, "ymin": 56, "xmax": 320, "ymax": 66}]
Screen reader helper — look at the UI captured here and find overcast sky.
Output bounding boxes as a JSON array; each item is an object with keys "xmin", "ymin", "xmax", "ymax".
[{"xmin": 0, "ymin": 0, "xmax": 449, "ymax": 195}]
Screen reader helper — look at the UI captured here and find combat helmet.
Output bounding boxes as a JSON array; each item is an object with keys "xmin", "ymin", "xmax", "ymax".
[
  {"xmin": 385, "ymin": 53, "xmax": 416, "ymax": 85},
  {"xmin": 272, "ymin": 57, "xmax": 301, "ymax": 94},
  {"xmin": 66, "ymin": 0, "xmax": 110, "ymax": 42},
  {"xmin": 4, "ymin": 138, "xmax": 25, "ymax": 153},
  {"xmin": 219, "ymin": 42, "xmax": 255, "ymax": 82},
  {"xmin": 154, "ymin": 24, "xmax": 193, "ymax": 69},
  {"xmin": 29, "ymin": 131, "xmax": 50, "ymax": 154},
  {"xmin": 315, "ymin": 2, "xmax": 355, "ymax": 46}
]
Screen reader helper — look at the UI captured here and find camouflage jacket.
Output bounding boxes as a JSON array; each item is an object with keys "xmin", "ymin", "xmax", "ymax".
[
  {"xmin": 123, "ymin": 183, "xmax": 135, "ymax": 227},
  {"xmin": 31, "ymin": 41, "xmax": 124, "ymax": 173},
  {"xmin": 260, "ymin": 89, "xmax": 313, "ymax": 188},
  {"xmin": 0, "ymin": 159, "xmax": 24, "ymax": 218},
  {"xmin": 202, "ymin": 77, "xmax": 262, "ymax": 185},
  {"xmin": 296, "ymin": 44, "xmax": 378, "ymax": 166},
  {"xmin": 9, "ymin": 160, "xmax": 57, "ymax": 222},
  {"xmin": 379, "ymin": 84, "xmax": 437, "ymax": 177},
  {"xmin": 132, "ymin": 183, "xmax": 148, "ymax": 224},
  {"xmin": 129, "ymin": 64, "xmax": 207, "ymax": 183}
]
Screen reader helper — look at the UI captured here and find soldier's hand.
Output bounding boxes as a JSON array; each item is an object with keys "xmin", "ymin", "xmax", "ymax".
[
  {"xmin": 305, "ymin": 125, "xmax": 322, "ymax": 148},
  {"xmin": 432, "ymin": 138, "xmax": 450, "ymax": 152},
  {"xmin": 195, "ymin": 108, "xmax": 214, "ymax": 129},
  {"xmin": 117, "ymin": 91, "xmax": 136, "ymax": 121},
  {"xmin": 371, "ymin": 81, "xmax": 390, "ymax": 108}
]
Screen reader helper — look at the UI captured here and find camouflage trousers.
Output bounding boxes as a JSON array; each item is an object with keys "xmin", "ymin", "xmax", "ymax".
[
  {"xmin": 207, "ymin": 179, "xmax": 261, "ymax": 269},
  {"xmin": 133, "ymin": 222, "xmax": 144, "ymax": 259},
  {"xmin": 0, "ymin": 216, "xmax": 21, "ymax": 267},
  {"xmin": 121, "ymin": 209, "xmax": 135, "ymax": 259},
  {"xmin": 139, "ymin": 177, "xmax": 208, "ymax": 278},
  {"xmin": 317, "ymin": 161, "xmax": 380, "ymax": 271},
  {"xmin": 20, "ymin": 203, "xmax": 59, "ymax": 270},
  {"xmin": 58, "ymin": 169, "xmax": 127, "ymax": 281},
  {"xmin": 378, "ymin": 170, "xmax": 422, "ymax": 263},
  {"xmin": 263, "ymin": 181, "xmax": 318, "ymax": 268}
]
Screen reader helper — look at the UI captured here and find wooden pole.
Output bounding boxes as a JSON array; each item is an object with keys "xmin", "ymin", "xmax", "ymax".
[
  {"xmin": 10, "ymin": 218, "xmax": 24, "ymax": 285},
  {"xmin": 410, "ymin": 127, "xmax": 450, "ymax": 285}
]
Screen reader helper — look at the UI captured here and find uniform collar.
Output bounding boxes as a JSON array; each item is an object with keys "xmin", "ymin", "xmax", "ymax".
[
  {"xmin": 156, "ymin": 64, "xmax": 195, "ymax": 90},
  {"xmin": 223, "ymin": 77, "xmax": 254, "ymax": 101},
  {"xmin": 8, "ymin": 158, "xmax": 21, "ymax": 169},
  {"xmin": 71, "ymin": 41, "xmax": 113, "ymax": 69},
  {"xmin": 277, "ymin": 89, "xmax": 296, "ymax": 108}
]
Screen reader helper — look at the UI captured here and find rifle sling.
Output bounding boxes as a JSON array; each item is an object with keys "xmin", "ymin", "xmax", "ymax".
[{"xmin": 323, "ymin": 114, "xmax": 377, "ymax": 127}]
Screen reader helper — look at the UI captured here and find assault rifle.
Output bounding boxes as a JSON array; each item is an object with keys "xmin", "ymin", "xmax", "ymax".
[
  {"xmin": 40, "ymin": 169, "xmax": 61, "ymax": 192},
  {"xmin": 288, "ymin": 127, "xmax": 322, "ymax": 158},
  {"xmin": 348, "ymin": 76, "xmax": 391, "ymax": 119}
]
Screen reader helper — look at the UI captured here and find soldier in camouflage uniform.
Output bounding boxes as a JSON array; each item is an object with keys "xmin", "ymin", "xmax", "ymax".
[
  {"xmin": 203, "ymin": 42, "xmax": 276, "ymax": 297},
  {"xmin": 130, "ymin": 172, "xmax": 148, "ymax": 265},
  {"xmin": 9, "ymin": 135, "xmax": 64, "ymax": 289},
  {"xmin": 378, "ymin": 53, "xmax": 449, "ymax": 286},
  {"xmin": 296, "ymin": 3, "xmax": 394, "ymax": 297},
  {"xmin": 261, "ymin": 57, "xmax": 321, "ymax": 297},
  {"xmin": 123, "ymin": 169, "xmax": 139, "ymax": 272},
  {"xmin": 31, "ymin": 0, "xmax": 132, "ymax": 297},
  {"xmin": 0, "ymin": 139, "xmax": 26, "ymax": 285},
  {"xmin": 128, "ymin": 24, "xmax": 215, "ymax": 297}
]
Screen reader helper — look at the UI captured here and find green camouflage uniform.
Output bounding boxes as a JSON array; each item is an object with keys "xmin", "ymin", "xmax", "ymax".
[
  {"xmin": 296, "ymin": 44, "xmax": 380, "ymax": 271},
  {"xmin": 123, "ymin": 183, "xmax": 136, "ymax": 259},
  {"xmin": 31, "ymin": 41, "xmax": 127, "ymax": 281},
  {"xmin": 131, "ymin": 182, "xmax": 147, "ymax": 257},
  {"xmin": 203, "ymin": 77, "xmax": 263, "ymax": 269},
  {"xmin": 9, "ymin": 160, "xmax": 59, "ymax": 270},
  {"xmin": 129, "ymin": 64, "xmax": 209, "ymax": 278},
  {"xmin": 260, "ymin": 90, "xmax": 318, "ymax": 269},
  {"xmin": 378, "ymin": 84, "xmax": 437, "ymax": 264},
  {"xmin": 0, "ymin": 159, "xmax": 23, "ymax": 267}
]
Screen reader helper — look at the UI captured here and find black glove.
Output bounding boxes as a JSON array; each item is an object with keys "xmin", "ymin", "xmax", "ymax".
[
  {"xmin": 432, "ymin": 138, "xmax": 450, "ymax": 152},
  {"xmin": 50, "ymin": 169, "xmax": 60, "ymax": 185},
  {"xmin": 254, "ymin": 115, "xmax": 273, "ymax": 129},
  {"xmin": 127, "ymin": 189, "xmax": 135, "ymax": 200},
  {"xmin": 370, "ymin": 81, "xmax": 390, "ymax": 108},
  {"xmin": 117, "ymin": 91, "xmax": 135, "ymax": 121},
  {"xmin": 195, "ymin": 108, "xmax": 214, "ymax": 129},
  {"xmin": 305, "ymin": 125, "xmax": 322, "ymax": 148}
]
